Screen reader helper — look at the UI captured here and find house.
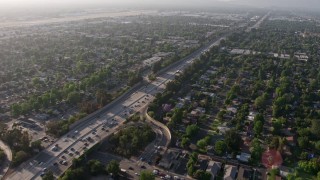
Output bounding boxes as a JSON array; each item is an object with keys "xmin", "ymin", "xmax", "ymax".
[
  {"xmin": 247, "ymin": 111, "xmax": 257, "ymax": 121},
  {"xmin": 275, "ymin": 175, "xmax": 282, "ymax": 180},
  {"xmin": 294, "ymin": 52, "xmax": 308, "ymax": 61},
  {"xmin": 230, "ymin": 49, "xmax": 245, "ymax": 55},
  {"xmin": 237, "ymin": 167, "xmax": 253, "ymax": 180},
  {"xmin": 279, "ymin": 166, "xmax": 291, "ymax": 177},
  {"xmin": 227, "ymin": 107, "xmax": 237, "ymax": 114},
  {"xmin": 143, "ymin": 57, "xmax": 162, "ymax": 67},
  {"xmin": 206, "ymin": 161, "xmax": 222, "ymax": 180},
  {"xmin": 237, "ymin": 152, "xmax": 251, "ymax": 163},
  {"xmin": 190, "ymin": 110, "xmax": 200, "ymax": 116},
  {"xmin": 224, "ymin": 165, "xmax": 238, "ymax": 180},
  {"xmin": 217, "ymin": 125, "xmax": 231, "ymax": 135},
  {"xmin": 285, "ymin": 136, "xmax": 296, "ymax": 146}
]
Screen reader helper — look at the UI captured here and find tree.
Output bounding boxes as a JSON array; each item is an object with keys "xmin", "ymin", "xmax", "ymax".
[
  {"xmin": 298, "ymin": 158, "xmax": 320, "ymax": 174},
  {"xmin": 42, "ymin": 171, "xmax": 54, "ymax": 180},
  {"xmin": 311, "ymin": 120, "xmax": 320, "ymax": 139},
  {"xmin": 194, "ymin": 170, "xmax": 211, "ymax": 180},
  {"xmin": 46, "ymin": 120, "xmax": 69, "ymax": 137},
  {"xmin": 250, "ymin": 138, "xmax": 263, "ymax": 163},
  {"xmin": 186, "ymin": 124, "xmax": 199, "ymax": 137},
  {"xmin": 254, "ymin": 114, "xmax": 265, "ymax": 123},
  {"xmin": 254, "ymin": 93, "xmax": 268, "ymax": 109},
  {"xmin": 87, "ymin": 160, "xmax": 105, "ymax": 176},
  {"xmin": 140, "ymin": 170, "xmax": 155, "ymax": 180},
  {"xmin": 187, "ymin": 152, "xmax": 198, "ymax": 176},
  {"xmin": 31, "ymin": 140, "xmax": 42, "ymax": 150},
  {"xmin": 11, "ymin": 104, "xmax": 22, "ymax": 116},
  {"xmin": 61, "ymin": 167, "xmax": 85, "ymax": 180},
  {"xmin": 216, "ymin": 110, "xmax": 226, "ymax": 121},
  {"xmin": 315, "ymin": 141, "xmax": 320, "ymax": 151},
  {"xmin": 253, "ymin": 121, "xmax": 264, "ymax": 137},
  {"xmin": 72, "ymin": 158, "xmax": 84, "ymax": 168},
  {"xmin": 181, "ymin": 137, "xmax": 190, "ymax": 148},
  {"xmin": 271, "ymin": 119, "xmax": 282, "ymax": 135},
  {"xmin": 67, "ymin": 91, "xmax": 81, "ymax": 105},
  {"xmin": 95, "ymin": 89, "xmax": 112, "ymax": 106},
  {"xmin": 196, "ymin": 136, "xmax": 211, "ymax": 149},
  {"xmin": 106, "ymin": 160, "xmax": 120, "ymax": 176},
  {"xmin": 12, "ymin": 151, "xmax": 29, "ymax": 166},
  {"xmin": 297, "ymin": 136, "xmax": 309, "ymax": 149},
  {"xmin": 187, "ymin": 165, "xmax": 195, "ymax": 176},
  {"xmin": 214, "ymin": 140, "xmax": 226, "ymax": 156},
  {"xmin": 171, "ymin": 108, "xmax": 183, "ymax": 124},
  {"xmin": 225, "ymin": 129, "xmax": 243, "ymax": 152}
]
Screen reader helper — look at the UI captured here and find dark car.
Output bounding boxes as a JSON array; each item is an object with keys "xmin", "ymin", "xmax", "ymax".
[{"xmin": 140, "ymin": 165, "xmax": 146, "ymax": 169}]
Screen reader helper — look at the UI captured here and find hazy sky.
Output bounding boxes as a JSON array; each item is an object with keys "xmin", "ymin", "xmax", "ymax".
[{"xmin": 0, "ymin": 0, "xmax": 319, "ymax": 10}]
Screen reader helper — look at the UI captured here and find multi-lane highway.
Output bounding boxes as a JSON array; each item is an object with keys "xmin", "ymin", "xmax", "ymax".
[{"xmin": 6, "ymin": 35, "xmax": 225, "ymax": 180}]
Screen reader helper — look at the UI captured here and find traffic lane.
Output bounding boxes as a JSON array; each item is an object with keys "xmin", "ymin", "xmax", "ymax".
[
  {"xmin": 33, "ymin": 120, "xmax": 120, "ymax": 179},
  {"xmin": 51, "ymin": 120, "xmax": 125, "ymax": 178},
  {"xmin": 48, "ymin": 127, "xmax": 116, "ymax": 178}
]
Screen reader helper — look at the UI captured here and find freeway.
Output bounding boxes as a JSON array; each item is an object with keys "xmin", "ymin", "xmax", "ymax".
[{"xmin": 6, "ymin": 35, "xmax": 225, "ymax": 180}]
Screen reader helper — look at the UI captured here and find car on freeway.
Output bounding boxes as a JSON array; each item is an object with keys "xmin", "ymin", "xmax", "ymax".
[
  {"xmin": 153, "ymin": 169, "xmax": 159, "ymax": 175},
  {"xmin": 70, "ymin": 147, "xmax": 75, "ymax": 151},
  {"xmin": 51, "ymin": 146, "xmax": 58, "ymax": 151},
  {"xmin": 87, "ymin": 136, "xmax": 93, "ymax": 142}
]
